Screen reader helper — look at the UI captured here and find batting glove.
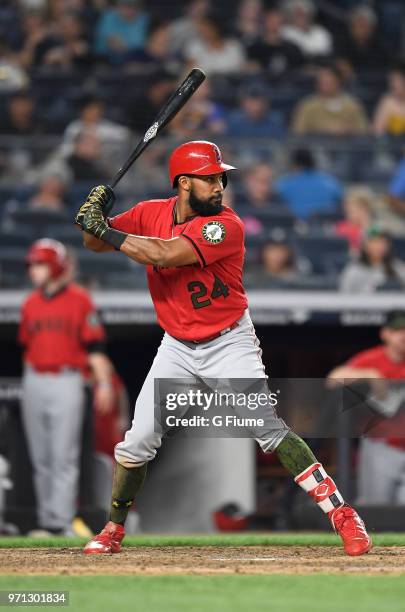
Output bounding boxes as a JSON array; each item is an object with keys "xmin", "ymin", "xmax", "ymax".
[
  {"xmin": 82, "ymin": 201, "xmax": 127, "ymax": 250},
  {"xmin": 75, "ymin": 185, "xmax": 115, "ymax": 228}
]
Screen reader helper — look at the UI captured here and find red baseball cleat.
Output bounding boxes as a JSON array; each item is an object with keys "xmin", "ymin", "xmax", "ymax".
[
  {"xmin": 329, "ymin": 504, "xmax": 372, "ymax": 556},
  {"xmin": 83, "ymin": 521, "xmax": 125, "ymax": 554}
]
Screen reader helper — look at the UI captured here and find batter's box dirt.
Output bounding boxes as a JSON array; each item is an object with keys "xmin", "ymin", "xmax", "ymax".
[{"xmin": 1, "ymin": 546, "xmax": 405, "ymax": 576}]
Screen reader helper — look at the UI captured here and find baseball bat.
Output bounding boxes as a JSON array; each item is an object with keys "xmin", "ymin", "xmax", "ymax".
[{"xmin": 109, "ymin": 68, "xmax": 206, "ymax": 190}]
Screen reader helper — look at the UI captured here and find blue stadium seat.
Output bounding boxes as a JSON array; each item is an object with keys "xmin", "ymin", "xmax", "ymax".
[
  {"xmin": 0, "ymin": 230, "xmax": 33, "ymax": 248},
  {"xmin": 293, "ymin": 235, "xmax": 349, "ymax": 275},
  {"xmin": 392, "ymin": 238, "xmax": 405, "ymax": 260},
  {"xmin": 77, "ymin": 251, "xmax": 132, "ymax": 279},
  {"xmin": 0, "ymin": 247, "xmax": 28, "ymax": 287},
  {"xmin": 7, "ymin": 209, "xmax": 70, "ymax": 229},
  {"xmin": 43, "ymin": 225, "xmax": 84, "ymax": 248}
]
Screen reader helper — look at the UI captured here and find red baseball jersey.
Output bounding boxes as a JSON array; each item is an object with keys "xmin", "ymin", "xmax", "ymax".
[
  {"xmin": 109, "ymin": 196, "xmax": 248, "ymax": 341},
  {"xmin": 348, "ymin": 346, "xmax": 405, "ymax": 449},
  {"xmin": 19, "ymin": 283, "xmax": 105, "ymax": 375}
]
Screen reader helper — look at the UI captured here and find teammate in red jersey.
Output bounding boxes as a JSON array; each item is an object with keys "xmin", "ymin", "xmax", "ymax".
[
  {"xmin": 19, "ymin": 239, "xmax": 114, "ymax": 535},
  {"xmin": 76, "ymin": 140, "xmax": 371, "ymax": 556},
  {"xmin": 94, "ymin": 371, "xmax": 130, "ymax": 458},
  {"xmin": 328, "ymin": 310, "xmax": 405, "ymax": 505}
]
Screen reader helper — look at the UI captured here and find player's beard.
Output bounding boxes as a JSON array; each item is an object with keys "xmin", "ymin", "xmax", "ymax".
[{"xmin": 189, "ymin": 188, "xmax": 224, "ymax": 216}]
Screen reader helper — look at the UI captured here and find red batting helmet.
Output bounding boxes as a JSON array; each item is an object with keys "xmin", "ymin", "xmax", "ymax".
[
  {"xmin": 26, "ymin": 239, "xmax": 68, "ymax": 279},
  {"xmin": 169, "ymin": 141, "xmax": 236, "ymax": 188}
]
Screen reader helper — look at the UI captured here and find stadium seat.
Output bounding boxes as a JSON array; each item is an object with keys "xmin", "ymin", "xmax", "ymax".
[
  {"xmin": 293, "ymin": 235, "xmax": 349, "ymax": 275},
  {"xmin": 392, "ymin": 238, "xmax": 405, "ymax": 259},
  {"xmin": 43, "ymin": 225, "xmax": 84, "ymax": 248},
  {"xmin": 7, "ymin": 209, "xmax": 70, "ymax": 230},
  {"xmin": 77, "ymin": 252, "xmax": 132, "ymax": 284},
  {"xmin": 0, "ymin": 247, "xmax": 28, "ymax": 287},
  {"xmin": 0, "ymin": 230, "xmax": 33, "ymax": 248},
  {"xmin": 308, "ymin": 212, "xmax": 344, "ymax": 227}
]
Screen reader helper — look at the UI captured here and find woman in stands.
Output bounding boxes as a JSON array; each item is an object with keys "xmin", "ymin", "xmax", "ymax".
[{"xmin": 339, "ymin": 227, "xmax": 405, "ymax": 293}]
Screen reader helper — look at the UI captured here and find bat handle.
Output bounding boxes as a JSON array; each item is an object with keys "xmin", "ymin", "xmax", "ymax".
[{"xmin": 109, "ymin": 174, "xmax": 120, "ymax": 189}]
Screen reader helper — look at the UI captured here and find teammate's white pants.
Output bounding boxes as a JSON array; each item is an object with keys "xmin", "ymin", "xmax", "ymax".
[
  {"xmin": 115, "ymin": 310, "xmax": 290, "ymax": 467},
  {"xmin": 21, "ymin": 368, "xmax": 85, "ymax": 530},
  {"xmin": 357, "ymin": 437, "xmax": 405, "ymax": 505}
]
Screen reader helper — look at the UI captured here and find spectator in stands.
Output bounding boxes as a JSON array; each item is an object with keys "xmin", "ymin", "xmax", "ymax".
[
  {"xmin": 247, "ymin": 7, "xmax": 304, "ymax": 78},
  {"xmin": 225, "ymin": 82, "xmax": 285, "ymax": 138},
  {"xmin": 234, "ymin": 0, "xmax": 263, "ymax": 46},
  {"xmin": 46, "ymin": 0, "xmax": 98, "ymax": 29},
  {"xmin": 238, "ymin": 162, "xmax": 274, "ymax": 210},
  {"xmin": 94, "ymin": 0, "xmax": 149, "ymax": 64},
  {"xmin": 339, "ymin": 227, "xmax": 405, "ymax": 293},
  {"xmin": 168, "ymin": 78, "xmax": 226, "ymax": 138},
  {"xmin": 124, "ymin": 20, "xmax": 180, "ymax": 74},
  {"xmin": 335, "ymin": 6, "xmax": 389, "ymax": 78},
  {"xmin": 387, "ymin": 148, "xmax": 405, "ymax": 226},
  {"xmin": 275, "ymin": 148, "xmax": 342, "ymax": 219},
  {"xmin": 185, "ymin": 14, "xmax": 245, "ymax": 75},
  {"xmin": 0, "ymin": 37, "xmax": 28, "ymax": 93},
  {"xmin": 261, "ymin": 240, "xmax": 299, "ymax": 281},
  {"xmin": 292, "ymin": 65, "xmax": 368, "ymax": 135},
  {"xmin": 38, "ymin": 11, "xmax": 94, "ymax": 70},
  {"xmin": 127, "ymin": 73, "xmax": 175, "ymax": 134},
  {"xmin": 334, "ymin": 186, "xmax": 374, "ymax": 254},
  {"xmin": 27, "ymin": 174, "xmax": 67, "ymax": 212},
  {"xmin": 244, "ymin": 239, "xmax": 304, "ymax": 288},
  {"xmin": 1, "ymin": 93, "xmax": 40, "ymax": 136},
  {"xmin": 60, "ymin": 97, "xmax": 131, "ymax": 167},
  {"xmin": 168, "ymin": 0, "xmax": 211, "ymax": 54},
  {"xmin": 373, "ymin": 66, "xmax": 405, "ymax": 137},
  {"xmin": 282, "ymin": 0, "xmax": 333, "ymax": 59},
  {"xmin": 16, "ymin": 10, "xmax": 54, "ymax": 69},
  {"xmin": 327, "ymin": 311, "xmax": 405, "ymax": 505},
  {"xmin": 67, "ymin": 131, "xmax": 106, "ymax": 182}
]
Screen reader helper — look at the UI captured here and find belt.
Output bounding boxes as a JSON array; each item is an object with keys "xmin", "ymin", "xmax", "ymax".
[
  {"xmin": 27, "ymin": 364, "xmax": 80, "ymax": 374},
  {"xmin": 173, "ymin": 319, "xmax": 240, "ymax": 349}
]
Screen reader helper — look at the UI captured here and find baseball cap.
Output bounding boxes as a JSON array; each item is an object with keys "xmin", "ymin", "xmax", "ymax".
[{"xmin": 384, "ymin": 311, "xmax": 405, "ymax": 329}]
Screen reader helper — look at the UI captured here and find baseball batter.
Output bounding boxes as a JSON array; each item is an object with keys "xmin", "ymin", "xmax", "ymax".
[
  {"xmin": 76, "ymin": 141, "xmax": 371, "ymax": 556},
  {"xmin": 20, "ymin": 239, "xmax": 115, "ymax": 534}
]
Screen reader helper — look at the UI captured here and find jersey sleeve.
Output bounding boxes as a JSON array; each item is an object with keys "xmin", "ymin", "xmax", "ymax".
[
  {"xmin": 79, "ymin": 293, "xmax": 106, "ymax": 347},
  {"xmin": 346, "ymin": 351, "xmax": 374, "ymax": 368},
  {"xmin": 180, "ymin": 215, "xmax": 244, "ymax": 267},
  {"xmin": 108, "ymin": 201, "xmax": 146, "ymax": 235}
]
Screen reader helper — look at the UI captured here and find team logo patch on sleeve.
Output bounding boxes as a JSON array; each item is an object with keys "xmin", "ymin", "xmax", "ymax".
[{"xmin": 202, "ymin": 221, "xmax": 226, "ymax": 244}]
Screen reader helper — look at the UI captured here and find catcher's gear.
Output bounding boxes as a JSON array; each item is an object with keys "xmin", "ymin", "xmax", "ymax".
[
  {"xmin": 83, "ymin": 521, "xmax": 125, "ymax": 554},
  {"xmin": 169, "ymin": 140, "xmax": 236, "ymax": 188},
  {"xmin": 26, "ymin": 238, "xmax": 68, "ymax": 279},
  {"xmin": 75, "ymin": 185, "xmax": 115, "ymax": 227}
]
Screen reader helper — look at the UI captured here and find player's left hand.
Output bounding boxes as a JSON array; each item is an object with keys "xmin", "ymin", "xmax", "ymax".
[
  {"xmin": 75, "ymin": 185, "xmax": 115, "ymax": 228},
  {"xmin": 81, "ymin": 201, "xmax": 110, "ymax": 240}
]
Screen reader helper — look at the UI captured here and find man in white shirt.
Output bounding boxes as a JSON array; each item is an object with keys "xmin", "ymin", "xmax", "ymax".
[{"xmin": 282, "ymin": 0, "xmax": 333, "ymax": 58}]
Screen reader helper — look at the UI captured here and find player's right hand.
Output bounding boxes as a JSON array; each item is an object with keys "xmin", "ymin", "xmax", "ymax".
[{"xmin": 74, "ymin": 185, "xmax": 115, "ymax": 227}]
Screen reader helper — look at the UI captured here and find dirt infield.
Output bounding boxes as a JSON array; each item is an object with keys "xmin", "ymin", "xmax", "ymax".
[{"xmin": 1, "ymin": 546, "xmax": 404, "ymax": 576}]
